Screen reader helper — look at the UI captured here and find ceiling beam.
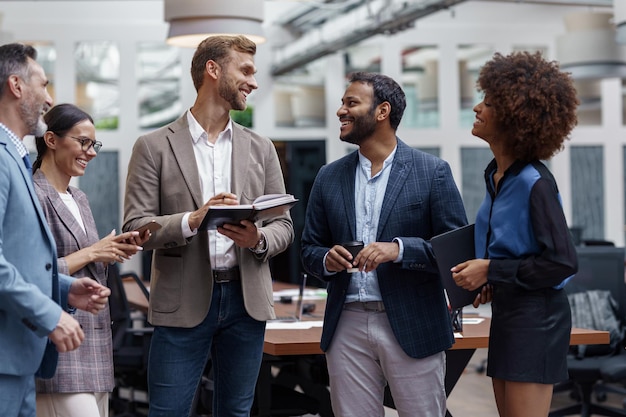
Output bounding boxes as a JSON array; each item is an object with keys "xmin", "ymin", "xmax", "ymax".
[{"xmin": 271, "ymin": 0, "xmax": 468, "ymax": 76}]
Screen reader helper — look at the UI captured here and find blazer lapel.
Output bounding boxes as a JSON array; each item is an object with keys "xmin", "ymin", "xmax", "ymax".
[
  {"xmin": 72, "ymin": 187, "xmax": 105, "ymax": 279},
  {"xmin": 167, "ymin": 115, "xmax": 204, "ymax": 209},
  {"xmin": 231, "ymin": 123, "xmax": 251, "ymax": 199},
  {"xmin": 340, "ymin": 153, "xmax": 359, "ymax": 239},
  {"xmin": 377, "ymin": 139, "xmax": 411, "ymax": 239}
]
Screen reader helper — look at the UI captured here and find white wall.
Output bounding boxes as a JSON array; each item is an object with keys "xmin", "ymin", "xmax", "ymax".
[{"xmin": 1, "ymin": 0, "xmax": 623, "ymax": 253}]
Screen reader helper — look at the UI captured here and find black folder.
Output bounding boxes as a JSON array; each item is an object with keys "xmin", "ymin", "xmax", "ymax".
[{"xmin": 431, "ymin": 224, "xmax": 481, "ymax": 310}]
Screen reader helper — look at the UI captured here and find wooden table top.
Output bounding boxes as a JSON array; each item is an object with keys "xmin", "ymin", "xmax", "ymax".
[{"xmin": 122, "ymin": 279, "xmax": 610, "ymax": 357}]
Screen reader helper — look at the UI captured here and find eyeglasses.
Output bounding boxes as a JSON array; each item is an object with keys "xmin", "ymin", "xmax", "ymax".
[{"xmin": 67, "ymin": 136, "xmax": 102, "ymax": 153}]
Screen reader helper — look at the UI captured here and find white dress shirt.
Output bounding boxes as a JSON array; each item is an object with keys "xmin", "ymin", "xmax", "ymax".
[{"xmin": 181, "ymin": 110, "xmax": 237, "ymax": 270}]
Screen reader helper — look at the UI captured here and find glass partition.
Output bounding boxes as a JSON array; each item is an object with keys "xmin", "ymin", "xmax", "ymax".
[
  {"xmin": 75, "ymin": 41, "xmax": 120, "ymax": 130},
  {"xmin": 401, "ymin": 45, "xmax": 439, "ymax": 128},
  {"xmin": 458, "ymin": 44, "xmax": 494, "ymax": 128},
  {"xmin": 136, "ymin": 42, "xmax": 181, "ymax": 129},
  {"xmin": 30, "ymin": 42, "xmax": 56, "ymax": 102}
]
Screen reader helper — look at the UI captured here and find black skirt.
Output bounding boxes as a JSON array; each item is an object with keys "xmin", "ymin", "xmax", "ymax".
[{"xmin": 486, "ymin": 284, "xmax": 572, "ymax": 384}]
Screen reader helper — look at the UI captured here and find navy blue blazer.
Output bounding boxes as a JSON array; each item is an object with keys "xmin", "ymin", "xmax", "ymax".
[{"xmin": 301, "ymin": 139, "xmax": 467, "ymax": 358}]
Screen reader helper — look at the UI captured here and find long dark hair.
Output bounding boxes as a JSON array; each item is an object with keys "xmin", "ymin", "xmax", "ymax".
[{"xmin": 33, "ymin": 103, "xmax": 94, "ymax": 172}]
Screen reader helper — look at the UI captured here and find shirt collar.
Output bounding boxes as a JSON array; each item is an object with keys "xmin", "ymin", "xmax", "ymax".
[
  {"xmin": 357, "ymin": 145, "xmax": 397, "ymax": 176},
  {"xmin": 0, "ymin": 123, "xmax": 28, "ymax": 157},
  {"xmin": 186, "ymin": 110, "xmax": 233, "ymax": 144}
]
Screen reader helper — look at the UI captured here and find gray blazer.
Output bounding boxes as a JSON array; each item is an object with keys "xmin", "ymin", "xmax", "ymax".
[
  {"xmin": 123, "ymin": 114, "xmax": 294, "ymax": 327},
  {"xmin": 0, "ymin": 130, "xmax": 73, "ymax": 380},
  {"xmin": 33, "ymin": 170, "xmax": 114, "ymax": 393}
]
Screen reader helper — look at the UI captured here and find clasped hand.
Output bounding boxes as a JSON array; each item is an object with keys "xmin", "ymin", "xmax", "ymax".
[
  {"xmin": 325, "ymin": 241, "xmax": 399, "ymax": 273},
  {"xmin": 49, "ymin": 278, "xmax": 111, "ymax": 353}
]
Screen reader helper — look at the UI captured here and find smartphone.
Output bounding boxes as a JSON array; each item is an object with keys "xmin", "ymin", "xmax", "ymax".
[{"xmin": 133, "ymin": 220, "xmax": 162, "ymax": 234}]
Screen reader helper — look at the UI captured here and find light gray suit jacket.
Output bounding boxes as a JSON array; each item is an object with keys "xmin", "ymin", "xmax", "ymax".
[
  {"xmin": 0, "ymin": 129, "xmax": 74, "ymax": 379},
  {"xmin": 33, "ymin": 170, "xmax": 114, "ymax": 393},
  {"xmin": 123, "ymin": 114, "xmax": 294, "ymax": 327}
]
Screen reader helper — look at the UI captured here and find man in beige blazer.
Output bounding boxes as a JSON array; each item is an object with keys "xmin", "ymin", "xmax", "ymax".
[{"xmin": 123, "ymin": 35, "xmax": 294, "ymax": 417}]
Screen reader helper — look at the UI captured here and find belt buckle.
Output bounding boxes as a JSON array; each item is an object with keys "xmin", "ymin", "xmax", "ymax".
[
  {"xmin": 365, "ymin": 301, "xmax": 384, "ymax": 312},
  {"xmin": 213, "ymin": 270, "xmax": 229, "ymax": 283}
]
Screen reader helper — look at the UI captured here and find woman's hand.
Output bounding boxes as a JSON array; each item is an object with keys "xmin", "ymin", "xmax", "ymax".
[
  {"xmin": 472, "ymin": 284, "xmax": 493, "ymax": 308},
  {"xmin": 90, "ymin": 229, "xmax": 143, "ymax": 264},
  {"xmin": 451, "ymin": 259, "xmax": 490, "ymax": 291}
]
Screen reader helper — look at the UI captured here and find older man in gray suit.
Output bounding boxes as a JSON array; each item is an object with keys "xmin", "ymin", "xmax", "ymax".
[
  {"xmin": 0, "ymin": 43, "xmax": 110, "ymax": 417},
  {"xmin": 123, "ymin": 35, "xmax": 294, "ymax": 417}
]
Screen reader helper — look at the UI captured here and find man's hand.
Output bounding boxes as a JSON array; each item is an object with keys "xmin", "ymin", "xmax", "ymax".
[
  {"xmin": 325, "ymin": 245, "xmax": 356, "ymax": 272},
  {"xmin": 325, "ymin": 241, "xmax": 399, "ymax": 273},
  {"xmin": 188, "ymin": 192, "xmax": 239, "ymax": 231},
  {"xmin": 353, "ymin": 242, "xmax": 399, "ymax": 273},
  {"xmin": 67, "ymin": 277, "xmax": 111, "ymax": 315},
  {"xmin": 49, "ymin": 311, "xmax": 84, "ymax": 352},
  {"xmin": 219, "ymin": 220, "xmax": 260, "ymax": 249}
]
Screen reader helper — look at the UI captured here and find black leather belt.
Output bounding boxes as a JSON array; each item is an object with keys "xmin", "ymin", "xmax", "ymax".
[
  {"xmin": 212, "ymin": 267, "xmax": 240, "ymax": 283},
  {"xmin": 345, "ymin": 301, "xmax": 385, "ymax": 312}
]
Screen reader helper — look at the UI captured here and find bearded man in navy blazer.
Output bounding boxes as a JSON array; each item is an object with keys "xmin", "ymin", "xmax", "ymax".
[
  {"xmin": 0, "ymin": 43, "xmax": 111, "ymax": 417},
  {"xmin": 301, "ymin": 72, "xmax": 467, "ymax": 417}
]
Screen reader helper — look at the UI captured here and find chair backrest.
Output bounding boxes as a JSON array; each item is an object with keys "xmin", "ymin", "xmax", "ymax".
[
  {"xmin": 567, "ymin": 246, "xmax": 626, "ymax": 356},
  {"xmin": 121, "ymin": 271, "xmax": 150, "ymax": 301},
  {"xmin": 107, "ymin": 263, "xmax": 133, "ymax": 351},
  {"xmin": 568, "ymin": 246, "xmax": 626, "ymax": 319}
]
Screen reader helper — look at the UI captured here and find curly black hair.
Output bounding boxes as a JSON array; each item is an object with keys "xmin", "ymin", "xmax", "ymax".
[{"xmin": 476, "ymin": 51, "xmax": 579, "ymax": 162}]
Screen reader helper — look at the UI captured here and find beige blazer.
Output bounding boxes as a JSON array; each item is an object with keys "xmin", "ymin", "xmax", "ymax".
[{"xmin": 123, "ymin": 115, "xmax": 294, "ymax": 327}]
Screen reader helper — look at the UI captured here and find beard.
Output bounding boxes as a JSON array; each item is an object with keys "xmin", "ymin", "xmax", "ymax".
[
  {"xmin": 218, "ymin": 76, "xmax": 246, "ymax": 111},
  {"xmin": 340, "ymin": 109, "xmax": 377, "ymax": 145},
  {"xmin": 20, "ymin": 97, "xmax": 47, "ymax": 137}
]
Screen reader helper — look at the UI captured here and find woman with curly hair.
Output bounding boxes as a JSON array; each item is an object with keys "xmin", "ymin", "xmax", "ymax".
[{"xmin": 451, "ymin": 51, "xmax": 579, "ymax": 417}]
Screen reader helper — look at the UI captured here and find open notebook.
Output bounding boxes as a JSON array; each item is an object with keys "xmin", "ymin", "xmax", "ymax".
[{"xmin": 272, "ymin": 274, "xmax": 308, "ymax": 322}]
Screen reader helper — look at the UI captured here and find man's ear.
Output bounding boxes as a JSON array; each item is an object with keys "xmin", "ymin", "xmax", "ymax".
[
  {"xmin": 206, "ymin": 60, "xmax": 220, "ymax": 80},
  {"xmin": 6, "ymin": 74, "xmax": 22, "ymax": 98},
  {"xmin": 376, "ymin": 101, "xmax": 391, "ymax": 122}
]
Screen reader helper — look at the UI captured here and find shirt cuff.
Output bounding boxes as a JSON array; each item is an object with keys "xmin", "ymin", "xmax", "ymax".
[
  {"xmin": 182, "ymin": 212, "xmax": 197, "ymax": 238},
  {"xmin": 322, "ymin": 251, "xmax": 336, "ymax": 276},
  {"xmin": 392, "ymin": 237, "xmax": 404, "ymax": 263}
]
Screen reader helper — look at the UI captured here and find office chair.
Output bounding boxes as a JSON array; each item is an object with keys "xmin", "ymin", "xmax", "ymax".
[
  {"xmin": 191, "ymin": 357, "xmax": 321, "ymax": 417},
  {"xmin": 108, "ymin": 264, "xmax": 153, "ymax": 417},
  {"xmin": 595, "ymin": 350, "xmax": 626, "ymax": 407},
  {"xmin": 549, "ymin": 246, "xmax": 626, "ymax": 417}
]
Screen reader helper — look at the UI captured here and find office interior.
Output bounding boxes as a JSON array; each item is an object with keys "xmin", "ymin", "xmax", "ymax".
[{"xmin": 4, "ymin": 0, "xmax": 626, "ymax": 416}]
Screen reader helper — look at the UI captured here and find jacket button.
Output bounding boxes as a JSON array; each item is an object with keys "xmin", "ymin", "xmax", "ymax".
[{"xmin": 45, "ymin": 263, "xmax": 52, "ymax": 271}]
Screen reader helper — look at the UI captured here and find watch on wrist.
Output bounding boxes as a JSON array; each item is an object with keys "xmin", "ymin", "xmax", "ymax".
[{"xmin": 251, "ymin": 234, "xmax": 266, "ymax": 254}]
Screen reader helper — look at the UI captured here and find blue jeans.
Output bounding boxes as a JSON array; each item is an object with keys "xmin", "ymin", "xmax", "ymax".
[{"xmin": 147, "ymin": 281, "xmax": 266, "ymax": 417}]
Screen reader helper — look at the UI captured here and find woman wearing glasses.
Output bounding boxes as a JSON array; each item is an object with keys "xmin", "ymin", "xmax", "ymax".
[{"xmin": 31, "ymin": 103, "xmax": 145, "ymax": 417}]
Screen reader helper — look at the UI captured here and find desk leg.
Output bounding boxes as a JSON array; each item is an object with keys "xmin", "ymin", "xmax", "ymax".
[
  {"xmin": 445, "ymin": 349, "xmax": 476, "ymax": 417},
  {"xmin": 255, "ymin": 359, "xmax": 272, "ymax": 417}
]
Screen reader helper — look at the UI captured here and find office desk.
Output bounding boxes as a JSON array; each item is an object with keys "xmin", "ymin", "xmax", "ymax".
[
  {"xmin": 123, "ymin": 280, "xmax": 610, "ymax": 417},
  {"xmin": 264, "ymin": 284, "xmax": 610, "ymax": 417}
]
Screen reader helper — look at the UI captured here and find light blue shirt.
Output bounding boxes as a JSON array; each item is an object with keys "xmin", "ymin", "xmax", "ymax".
[{"xmin": 345, "ymin": 147, "xmax": 397, "ymax": 303}]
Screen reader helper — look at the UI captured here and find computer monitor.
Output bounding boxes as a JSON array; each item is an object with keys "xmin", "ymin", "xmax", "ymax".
[{"xmin": 569, "ymin": 246, "xmax": 626, "ymax": 318}]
